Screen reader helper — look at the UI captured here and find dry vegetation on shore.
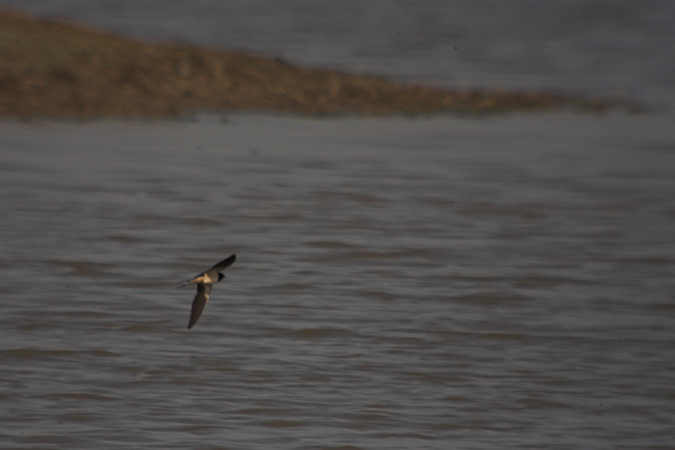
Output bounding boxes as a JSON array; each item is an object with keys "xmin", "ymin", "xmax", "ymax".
[{"xmin": 0, "ymin": 9, "xmax": 637, "ymax": 119}]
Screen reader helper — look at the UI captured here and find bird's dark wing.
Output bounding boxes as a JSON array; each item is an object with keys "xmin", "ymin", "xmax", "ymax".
[
  {"xmin": 188, "ymin": 284, "xmax": 212, "ymax": 329},
  {"xmin": 207, "ymin": 254, "xmax": 236, "ymax": 272}
]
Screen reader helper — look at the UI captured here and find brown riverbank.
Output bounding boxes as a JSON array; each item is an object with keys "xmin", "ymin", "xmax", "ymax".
[{"xmin": 0, "ymin": 9, "xmax": 637, "ymax": 119}]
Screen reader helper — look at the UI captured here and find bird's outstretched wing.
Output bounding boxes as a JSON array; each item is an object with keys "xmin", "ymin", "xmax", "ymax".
[
  {"xmin": 188, "ymin": 284, "xmax": 212, "ymax": 329},
  {"xmin": 207, "ymin": 254, "xmax": 236, "ymax": 272}
]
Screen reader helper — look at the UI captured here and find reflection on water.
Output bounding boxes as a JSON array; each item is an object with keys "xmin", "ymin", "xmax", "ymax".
[{"xmin": 1, "ymin": 114, "xmax": 674, "ymax": 449}]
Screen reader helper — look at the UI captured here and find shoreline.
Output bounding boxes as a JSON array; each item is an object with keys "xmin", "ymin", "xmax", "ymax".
[{"xmin": 0, "ymin": 9, "xmax": 639, "ymax": 120}]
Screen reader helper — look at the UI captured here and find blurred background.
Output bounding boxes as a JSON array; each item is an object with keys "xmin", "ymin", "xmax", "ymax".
[{"xmin": 1, "ymin": 0, "xmax": 673, "ymax": 104}]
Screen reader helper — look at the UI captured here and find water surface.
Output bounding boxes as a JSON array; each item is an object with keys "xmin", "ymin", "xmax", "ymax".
[{"xmin": 1, "ymin": 114, "xmax": 674, "ymax": 449}]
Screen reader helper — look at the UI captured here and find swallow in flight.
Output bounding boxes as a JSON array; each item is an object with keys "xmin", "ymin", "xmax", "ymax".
[{"xmin": 180, "ymin": 254, "xmax": 236, "ymax": 329}]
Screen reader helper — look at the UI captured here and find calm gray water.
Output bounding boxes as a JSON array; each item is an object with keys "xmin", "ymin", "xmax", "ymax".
[
  {"xmin": 1, "ymin": 114, "xmax": 674, "ymax": 449},
  {"xmin": 1, "ymin": 1, "xmax": 675, "ymax": 449}
]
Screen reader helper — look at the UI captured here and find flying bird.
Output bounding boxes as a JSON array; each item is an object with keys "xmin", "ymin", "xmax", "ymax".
[{"xmin": 180, "ymin": 254, "xmax": 236, "ymax": 329}]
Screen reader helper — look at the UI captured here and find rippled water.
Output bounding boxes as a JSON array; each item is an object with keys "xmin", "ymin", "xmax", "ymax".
[
  {"xmin": 1, "ymin": 1, "xmax": 675, "ymax": 448},
  {"xmin": 1, "ymin": 114, "xmax": 674, "ymax": 449}
]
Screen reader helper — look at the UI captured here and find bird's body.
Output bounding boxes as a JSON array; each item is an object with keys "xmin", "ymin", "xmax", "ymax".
[{"xmin": 181, "ymin": 254, "xmax": 236, "ymax": 329}]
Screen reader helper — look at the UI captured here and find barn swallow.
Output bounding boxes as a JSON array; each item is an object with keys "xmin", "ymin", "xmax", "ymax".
[{"xmin": 181, "ymin": 254, "xmax": 236, "ymax": 329}]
